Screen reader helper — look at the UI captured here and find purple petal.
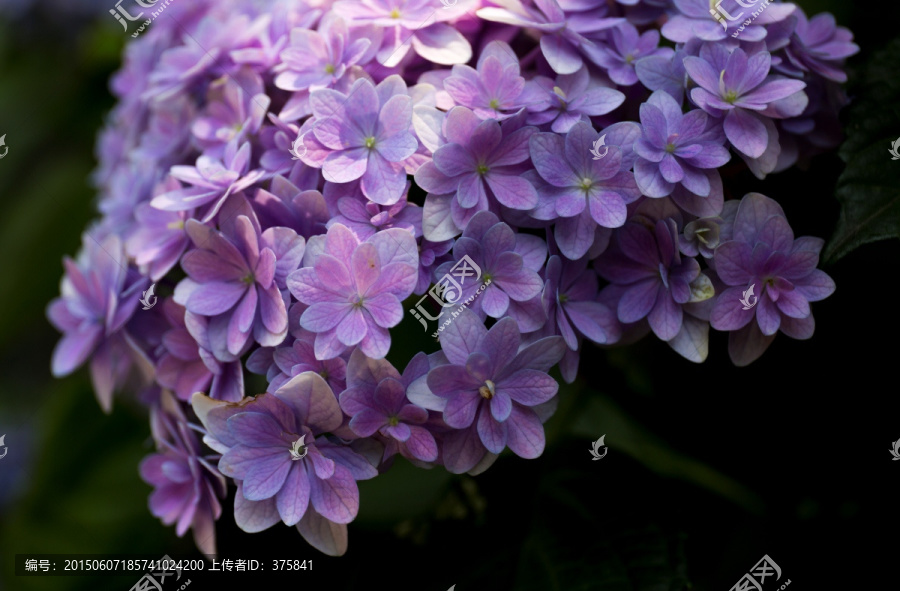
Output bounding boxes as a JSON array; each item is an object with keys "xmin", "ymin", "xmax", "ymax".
[
  {"xmin": 186, "ymin": 281, "xmax": 246, "ymax": 316},
  {"xmin": 443, "ymin": 390, "xmax": 482, "ymax": 429},
  {"xmin": 497, "ymin": 369, "xmax": 559, "ymax": 406},
  {"xmin": 504, "ymin": 405, "xmax": 545, "ymax": 459},
  {"xmin": 404, "ymin": 426, "xmax": 439, "ymax": 462},
  {"xmin": 724, "ymin": 109, "xmax": 768, "ymax": 158},
  {"xmin": 477, "ymin": 406, "xmax": 508, "ymax": 453},
  {"xmin": 442, "ymin": 423, "xmax": 487, "ymax": 474},
  {"xmin": 309, "ymin": 464, "xmax": 359, "ymax": 524},
  {"xmin": 227, "ymin": 412, "xmax": 287, "ymax": 448},
  {"xmin": 297, "ymin": 508, "xmax": 349, "ymax": 556},
  {"xmin": 275, "ymin": 464, "xmax": 311, "ymax": 526}
]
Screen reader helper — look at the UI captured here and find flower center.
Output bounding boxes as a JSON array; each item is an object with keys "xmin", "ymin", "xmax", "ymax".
[
  {"xmin": 665, "ymin": 143, "xmax": 676, "ymax": 153},
  {"xmin": 166, "ymin": 220, "xmax": 184, "ymax": 230},
  {"xmin": 489, "ymin": 98, "xmax": 501, "ymax": 110},
  {"xmin": 364, "ymin": 137, "xmax": 377, "ymax": 149},
  {"xmin": 694, "ymin": 227, "xmax": 711, "ymax": 245},
  {"xmin": 624, "ymin": 54, "xmax": 635, "ymax": 64},
  {"xmin": 478, "ymin": 379, "xmax": 496, "ymax": 399},
  {"xmin": 325, "ymin": 64, "xmax": 336, "ymax": 74},
  {"xmin": 724, "ymin": 90, "xmax": 739, "ymax": 104},
  {"xmin": 388, "ymin": 416, "xmax": 399, "ymax": 427},
  {"xmin": 241, "ymin": 273, "xmax": 254, "ymax": 285},
  {"xmin": 580, "ymin": 177, "xmax": 593, "ymax": 191},
  {"xmin": 390, "ymin": 8, "xmax": 401, "ymax": 18},
  {"xmin": 559, "ymin": 292, "xmax": 569, "ymax": 303},
  {"xmin": 476, "ymin": 163, "xmax": 489, "ymax": 175},
  {"xmin": 289, "ymin": 435, "xmax": 308, "ymax": 460}
]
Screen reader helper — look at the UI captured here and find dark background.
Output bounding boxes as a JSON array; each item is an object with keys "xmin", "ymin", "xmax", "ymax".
[{"xmin": 0, "ymin": 1, "xmax": 897, "ymax": 589}]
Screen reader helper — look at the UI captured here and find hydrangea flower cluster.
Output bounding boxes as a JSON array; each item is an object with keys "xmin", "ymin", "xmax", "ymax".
[{"xmin": 48, "ymin": 0, "xmax": 852, "ymax": 556}]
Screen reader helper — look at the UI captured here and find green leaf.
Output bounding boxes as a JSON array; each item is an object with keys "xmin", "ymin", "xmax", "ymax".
[{"xmin": 825, "ymin": 35, "xmax": 900, "ymax": 262}]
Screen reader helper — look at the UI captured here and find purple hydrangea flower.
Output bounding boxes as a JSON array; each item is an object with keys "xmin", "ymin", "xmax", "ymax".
[
  {"xmin": 523, "ymin": 67, "xmax": 626, "ymax": 133},
  {"xmin": 156, "ymin": 298, "xmax": 245, "ymax": 402},
  {"xmin": 585, "ymin": 22, "xmax": 672, "ymax": 86},
  {"xmin": 151, "ymin": 139, "xmax": 265, "ymax": 221},
  {"xmin": 635, "ymin": 47, "xmax": 689, "ymax": 105},
  {"xmin": 415, "ymin": 106, "xmax": 539, "ymax": 233},
  {"xmin": 529, "ymin": 121, "xmax": 641, "ymax": 259},
  {"xmin": 334, "ymin": 0, "xmax": 471, "ymax": 67},
  {"xmin": 298, "ymin": 77, "xmax": 418, "ymax": 205},
  {"xmin": 709, "ymin": 193, "xmax": 835, "ymax": 365},
  {"xmin": 634, "ymin": 90, "xmax": 731, "ymax": 199},
  {"xmin": 143, "ymin": 14, "xmax": 254, "ymax": 102},
  {"xmin": 662, "ymin": 0, "xmax": 795, "ymax": 44},
  {"xmin": 539, "ymin": 254, "xmax": 621, "ymax": 382},
  {"xmin": 477, "ymin": 0, "xmax": 624, "ymax": 75},
  {"xmin": 432, "ymin": 211, "xmax": 545, "ymax": 326},
  {"xmin": 251, "ymin": 175, "xmax": 329, "ymax": 240},
  {"xmin": 425, "ymin": 309, "xmax": 565, "ymax": 473},
  {"xmin": 596, "ymin": 217, "xmax": 706, "ymax": 341},
  {"xmin": 126, "ymin": 188, "xmax": 192, "ymax": 282},
  {"xmin": 275, "ymin": 14, "xmax": 373, "ymax": 92},
  {"xmin": 780, "ymin": 8, "xmax": 859, "ymax": 83},
  {"xmin": 286, "ymin": 223, "xmax": 418, "ymax": 360},
  {"xmin": 229, "ymin": 10, "xmax": 294, "ymax": 71},
  {"xmin": 174, "ymin": 216, "xmax": 301, "ymax": 359},
  {"xmin": 680, "ymin": 216, "xmax": 726, "ymax": 260},
  {"xmin": 48, "ymin": 233, "xmax": 147, "ymax": 412},
  {"xmin": 247, "ymin": 328, "xmax": 348, "ymax": 395},
  {"xmin": 192, "ymin": 372, "xmax": 378, "ymax": 555},
  {"xmin": 684, "ymin": 46, "xmax": 807, "ymax": 158},
  {"xmin": 140, "ymin": 392, "xmax": 226, "ymax": 555},
  {"xmin": 192, "ymin": 68, "xmax": 271, "ymax": 157},
  {"xmin": 329, "ymin": 192, "xmax": 421, "ymax": 241},
  {"xmin": 340, "ymin": 349, "xmax": 438, "ymax": 463},
  {"xmin": 442, "ymin": 41, "xmax": 530, "ymax": 120}
]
